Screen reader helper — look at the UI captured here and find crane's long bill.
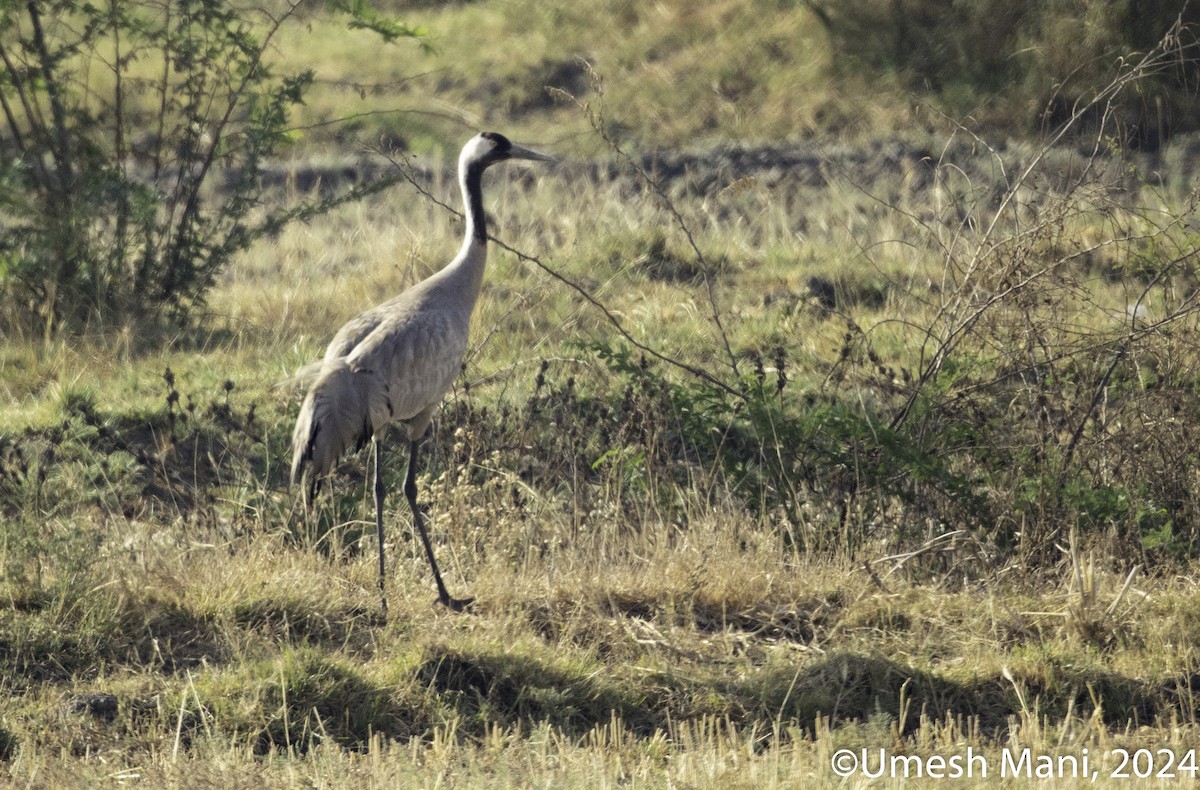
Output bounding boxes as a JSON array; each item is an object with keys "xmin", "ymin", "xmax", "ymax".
[{"xmin": 508, "ymin": 143, "xmax": 555, "ymax": 162}]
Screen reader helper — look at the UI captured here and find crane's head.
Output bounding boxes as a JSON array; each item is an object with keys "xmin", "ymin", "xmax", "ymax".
[{"xmin": 461, "ymin": 132, "xmax": 554, "ymax": 171}]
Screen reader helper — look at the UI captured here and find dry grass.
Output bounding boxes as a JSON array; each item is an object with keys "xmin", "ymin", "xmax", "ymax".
[
  {"xmin": 4, "ymin": 119, "xmax": 1200, "ymax": 785},
  {"xmin": 4, "ymin": 3, "xmax": 1200, "ymax": 784},
  {"xmin": 7, "ymin": 489, "xmax": 1200, "ymax": 787}
]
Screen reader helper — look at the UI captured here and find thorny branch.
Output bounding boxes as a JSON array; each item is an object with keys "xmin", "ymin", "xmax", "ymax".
[
  {"xmin": 548, "ymin": 62, "xmax": 743, "ymax": 381},
  {"xmin": 888, "ymin": 19, "xmax": 1199, "ymax": 431}
]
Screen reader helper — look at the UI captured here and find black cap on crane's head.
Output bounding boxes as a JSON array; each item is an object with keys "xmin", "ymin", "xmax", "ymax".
[
  {"xmin": 479, "ymin": 131, "xmax": 511, "ymax": 152},
  {"xmin": 465, "ymin": 131, "xmax": 555, "ymax": 167}
]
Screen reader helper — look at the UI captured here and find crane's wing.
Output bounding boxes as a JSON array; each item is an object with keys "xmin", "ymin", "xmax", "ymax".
[
  {"xmin": 344, "ymin": 301, "xmax": 469, "ymax": 427},
  {"xmin": 323, "ymin": 290, "xmax": 418, "ymax": 361},
  {"xmin": 278, "ymin": 289, "xmax": 422, "ymax": 398}
]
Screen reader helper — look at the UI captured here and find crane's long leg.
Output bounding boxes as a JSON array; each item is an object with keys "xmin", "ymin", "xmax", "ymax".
[
  {"xmin": 373, "ymin": 438, "xmax": 388, "ymax": 618},
  {"xmin": 405, "ymin": 439, "xmax": 473, "ymax": 611}
]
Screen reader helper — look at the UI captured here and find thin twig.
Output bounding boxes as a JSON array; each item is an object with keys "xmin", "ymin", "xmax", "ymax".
[
  {"xmin": 549, "ymin": 64, "xmax": 742, "ymax": 380},
  {"xmin": 862, "ymin": 559, "xmax": 892, "ymax": 594}
]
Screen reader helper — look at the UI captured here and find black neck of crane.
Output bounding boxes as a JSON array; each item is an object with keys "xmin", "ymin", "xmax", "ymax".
[{"xmin": 465, "ymin": 161, "xmax": 488, "ymax": 243}]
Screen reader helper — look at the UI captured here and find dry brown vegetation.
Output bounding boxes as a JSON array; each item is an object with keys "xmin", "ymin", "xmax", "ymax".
[{"xmin": 4, "ymin": 1, "xmax": 1200, "ymax": 787}]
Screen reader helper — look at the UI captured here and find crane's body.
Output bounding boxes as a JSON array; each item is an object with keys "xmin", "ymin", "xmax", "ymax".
[
  {"xmin": 290, "ymin": 252, "xmax": 478, "ymax": 478},
  {"xmin": 290, "ymin": 132, "xmax": 551, "ymax": 613}
]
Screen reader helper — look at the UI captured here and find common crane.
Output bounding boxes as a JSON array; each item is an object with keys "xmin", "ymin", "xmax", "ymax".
[{"xmin": 290, "ymin": 132, "xmax": 552, "ymax": 614}]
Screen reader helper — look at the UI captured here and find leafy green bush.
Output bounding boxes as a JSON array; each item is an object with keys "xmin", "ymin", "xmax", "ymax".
[{"xmin": 0, "ymin": 0, "xmax": 419, "ymax": 337}]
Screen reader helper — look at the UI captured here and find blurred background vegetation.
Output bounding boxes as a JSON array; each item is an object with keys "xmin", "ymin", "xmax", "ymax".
[
  {"xmin": 816, "ymin": 0, "xmax": 1200, "ymax": 148},
  {"xmin": 267, "ymin": 0, "xmax": 1200, "ymax": 152},
  {"xmin": 320, "ymin": 0, "xmax": 1200, "ymax": 145},
  {"xmin": 3, "ymin": 0, "xmax": 1197, "ymax": 333}
]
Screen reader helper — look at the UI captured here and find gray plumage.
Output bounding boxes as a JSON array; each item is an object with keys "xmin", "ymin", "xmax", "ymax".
[
  {"xmin": 289, "ymin": 132, "xmax": 552, "ymax": 614},
  {"xmin": 289, "ymin": 265, "xmax": 474, "ymax": 484}
]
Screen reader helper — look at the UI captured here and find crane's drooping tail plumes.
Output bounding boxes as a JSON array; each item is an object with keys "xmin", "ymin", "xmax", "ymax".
[
  {"xmin": 290, "ymin": 361, "xmax": 389, "ymax": 505},
  {"xmin": 287, "ymin": 131, "xmax": 552, "ymax": 616}
]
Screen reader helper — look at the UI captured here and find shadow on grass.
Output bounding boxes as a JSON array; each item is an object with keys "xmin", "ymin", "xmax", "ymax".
[
  {"xmin": 417, "ymin": 647, "xmax": 665, "ymax": 737},
  {"xmin": 0, "ymin": 593, "xmax": 226, "ymax": 687},
  {"xmin": 9, "ymin": 628, "xmax": 1181, "ymax": 757},
  {"xmin": 413, "ymin": 646, "xmax": 1168, "ymax": 745}
]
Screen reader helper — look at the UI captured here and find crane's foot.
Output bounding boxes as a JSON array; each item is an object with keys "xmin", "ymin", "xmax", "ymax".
[{"xmin": 436, "ymin": 594, "xmax": 475, "ymax": 613}]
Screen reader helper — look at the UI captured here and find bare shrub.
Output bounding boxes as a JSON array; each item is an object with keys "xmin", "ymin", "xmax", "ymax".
[{"xmin": 494, "ymin": 28, "xmax": 1200, "ymax": 570}]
